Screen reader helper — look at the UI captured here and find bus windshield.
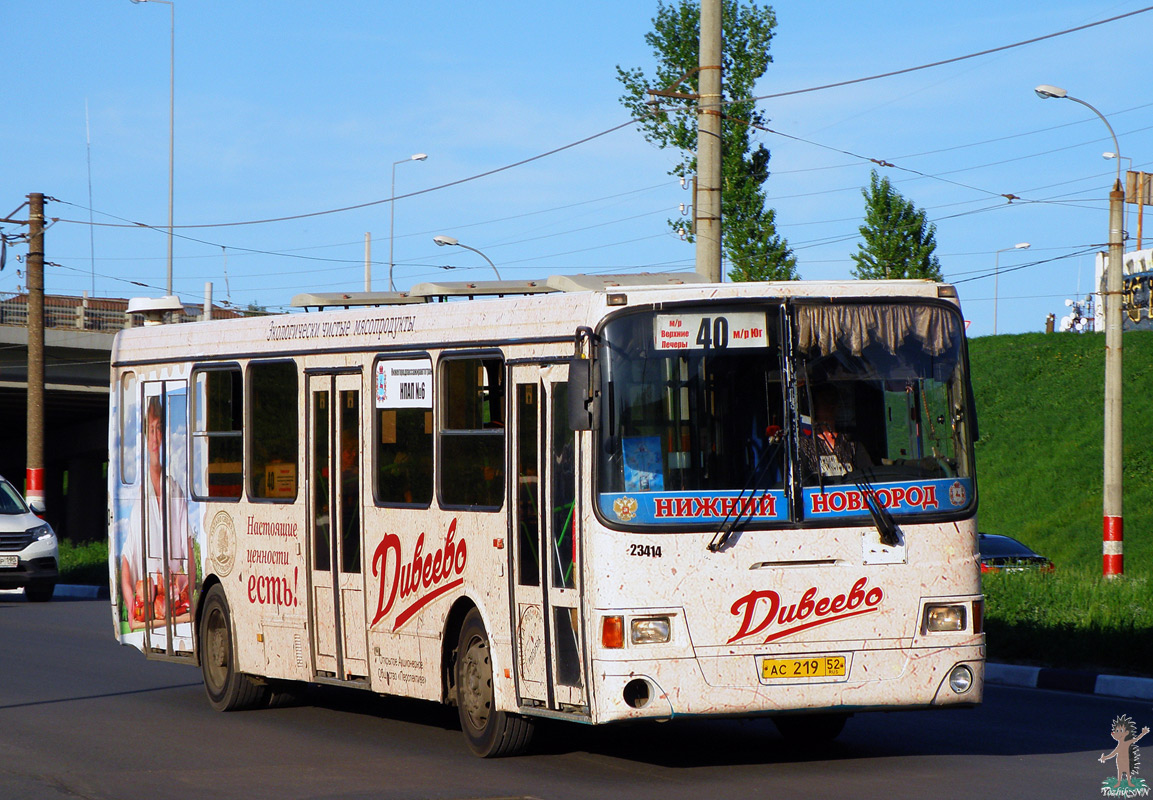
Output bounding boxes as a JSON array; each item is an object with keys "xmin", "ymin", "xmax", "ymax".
[
  {"xmin": 597, "ymin": 305, "xmax": 788, "ymax": 527},
  {"xmin": 596, "ymin": 300, "xmax": 975, "ymax": 528}
]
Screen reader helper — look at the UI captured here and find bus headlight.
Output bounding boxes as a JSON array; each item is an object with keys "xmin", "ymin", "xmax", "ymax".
[
  {"xmin": 630, "ymin": 617, "xmax": 671, "ymax": 645},
  {"xmin": 923, "ymin": 604, "xmax": 966, "ymax": 633}
]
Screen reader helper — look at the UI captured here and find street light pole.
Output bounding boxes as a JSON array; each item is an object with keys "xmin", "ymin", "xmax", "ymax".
[
  {"xmin": 432, "ymin": 235, "xmax": 501, "ymax": 280},
  {"xmin": 130, "ymin": 0, "xmax": 175, "ymax": 297},
  {"xmin": 993, "ymin": 242, "xmax": 1030, "ymax": 335},
  {"xmin": 389, "ymin": 153, "xmax": 428, "ymax": 291},
  {"xmin": 1035, "ymin": 84, "xmax": 1126, "ymax": 577}
]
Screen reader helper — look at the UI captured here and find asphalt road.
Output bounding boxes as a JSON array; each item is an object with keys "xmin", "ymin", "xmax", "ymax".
[{"xmin": 0, "ymin": 592, "xmax": 1143, "ymax": 800}]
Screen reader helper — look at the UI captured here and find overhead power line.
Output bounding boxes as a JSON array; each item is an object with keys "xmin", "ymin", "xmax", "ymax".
[
  {"xmin": 949, "ymin": 247, "xmax": 1102, "ymax": 285},
  {"xmin": 51, "ymin": 7, "xmax": 1149, "ymax": 236},
  {"xmin": 749, "ymin": 6, "xmax": 1153, "ymax": 102},
  {"xmin": 57, "ymin": 121, "xmax": 639, "ymax": 230}
]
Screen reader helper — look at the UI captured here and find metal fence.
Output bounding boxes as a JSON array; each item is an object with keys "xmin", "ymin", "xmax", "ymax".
[{"xmin": 0, "ymin": 294, "xmax": 251, "ymax": 332}]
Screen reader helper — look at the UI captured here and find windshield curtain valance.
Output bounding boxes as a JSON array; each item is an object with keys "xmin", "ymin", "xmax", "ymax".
[{"xmin": 795, "ymin": 303, "xmax": 959, "ymax": 357}]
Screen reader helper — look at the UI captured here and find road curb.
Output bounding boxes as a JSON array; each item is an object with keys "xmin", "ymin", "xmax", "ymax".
[{"xmin": 987, "ymin": 662, "xmax": 1153, "ymax": 701}]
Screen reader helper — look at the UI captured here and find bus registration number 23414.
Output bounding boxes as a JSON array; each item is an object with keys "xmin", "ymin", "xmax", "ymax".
[{"xmin": 761, "ymin": 655, "xmax": 847, "ymax": 680}]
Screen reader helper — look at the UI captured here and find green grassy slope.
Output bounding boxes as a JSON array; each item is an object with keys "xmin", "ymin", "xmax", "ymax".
[{"xmin": 969, "ymin": 330, "xmax": 1153, "ymax": 571}]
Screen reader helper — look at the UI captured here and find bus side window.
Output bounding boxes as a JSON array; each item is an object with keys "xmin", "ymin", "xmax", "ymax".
[
  {"xmin": 440, "ymin": 355, "xmax": 504, "ymax": 509},
  {"xmin": 248, "ymin": 361, "xmax": 299, "ymax": 501},
  {"xmin": 191, "ymin": 367, "xmax": 243, "ymax": 500},
  {"xmin": 375, "ymin": 356, "xmax": 434, "ymax": 506},
  {"xmin": 551, "ymin": 382, "xmax": 576, "ymax": 590},
  {"xmin": 119, "ymin": 372, "xmax": 138, "ymax": 485}
]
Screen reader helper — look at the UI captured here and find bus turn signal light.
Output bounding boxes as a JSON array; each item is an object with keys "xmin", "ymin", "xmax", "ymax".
[{"xmin": 602, "ymin": 615, "xmax": 624, "ymax": 648}]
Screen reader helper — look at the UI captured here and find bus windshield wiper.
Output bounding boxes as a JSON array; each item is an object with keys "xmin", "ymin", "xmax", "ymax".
[
  {"xmin": 813, "ymin": 434, "xmax": 899, "ymax": 548},
  {"xmin": 708, "ymin": 430, "xmax": 784, "ymax": 552},
  {"xmin": 860, "ymin": 479, "xmax": 899, "ymax": 547}
]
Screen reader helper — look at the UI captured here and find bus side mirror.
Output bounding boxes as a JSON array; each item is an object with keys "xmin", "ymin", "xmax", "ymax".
[{"xmin": 567, "ymin": 358, "xmax": 596, "ymax": 431}]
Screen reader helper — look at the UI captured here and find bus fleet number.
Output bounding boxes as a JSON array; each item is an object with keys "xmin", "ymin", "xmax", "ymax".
[{"xmin": 629, "ymin": 543, "xmax": 663, "ymax": 558}]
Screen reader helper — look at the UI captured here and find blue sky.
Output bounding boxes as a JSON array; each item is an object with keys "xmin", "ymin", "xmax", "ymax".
[{"xmin": 3, "ymin": 1, "xmax": 1151, "ymax": 337}]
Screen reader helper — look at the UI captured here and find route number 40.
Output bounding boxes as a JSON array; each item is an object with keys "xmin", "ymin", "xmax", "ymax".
[{"xmin": 696, "ymin": 317, "xmax": 729, "ymax": 349}]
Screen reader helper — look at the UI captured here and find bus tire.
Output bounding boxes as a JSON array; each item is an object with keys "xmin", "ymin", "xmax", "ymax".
[
  {"xmin": 772, "ymin": 712, "xmax": 849, "ymax": 745},
  {"xmin": 200, "ymin": 585, "xmax": 268, "ymax": 712},
  {"xmin": 455, "ymin": 608, "xmax": 534, "ymax": 757}
]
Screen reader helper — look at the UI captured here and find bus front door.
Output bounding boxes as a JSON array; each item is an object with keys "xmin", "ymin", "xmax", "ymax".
[
  {"xmin": 510, "ymin": 364, "xmax": 585, "ymax": 712},
  {"xmin": 307, "ymin": 372, "xmax": 369, "ymax": 682}
]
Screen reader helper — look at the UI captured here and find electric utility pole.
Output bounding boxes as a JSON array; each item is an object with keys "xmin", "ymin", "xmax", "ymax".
[
  {"xmin": 695, "ymin": 0, "xmax": 723, "ymax": 283},
  {"xmin": 26, "ymin": 193, "xmax": 46, "ymax": 509}
]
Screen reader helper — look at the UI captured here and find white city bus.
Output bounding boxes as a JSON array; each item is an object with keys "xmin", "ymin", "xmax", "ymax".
[{"xmin": 107, "ymin": 274, "xmax": 984, "ymax": 756}]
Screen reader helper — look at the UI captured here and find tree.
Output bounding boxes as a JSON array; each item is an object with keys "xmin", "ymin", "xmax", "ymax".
[
  {"xmin": 617, "ymin": 0, "xmax": 797, "ymax": 281},
  {"xmin": 851, "ymin": 170, "xmax": 942, "ymax": 281}
]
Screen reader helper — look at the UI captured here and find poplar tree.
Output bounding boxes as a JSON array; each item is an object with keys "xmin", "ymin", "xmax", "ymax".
[
  {"xmin": 616, "ymin": 0, "xmax": 797, "ymax": 281},
  {"xmin": 852, "ymin": 170, "xmax": 942, "ymax": 281}
]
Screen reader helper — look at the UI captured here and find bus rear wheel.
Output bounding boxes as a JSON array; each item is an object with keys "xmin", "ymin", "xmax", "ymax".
[
  {"xmin": 200, "ymin": 585, "xmax": 269, "ymax": 712},
  {"xmin": 455, "ymin": 608, "xmax": 533, "ymax": 757}
]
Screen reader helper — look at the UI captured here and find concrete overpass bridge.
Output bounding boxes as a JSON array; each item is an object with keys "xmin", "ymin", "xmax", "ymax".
[
  {"xmin": 0, "ymin": 295, "xmax": 127, "ymax": 542},
  {"xmin": 1, "ymin": 293, "xmax": 248, "ymax": 542},
  {"xmin": 0, "ymin": 294, "xmax": 226, "ymax": 542}
]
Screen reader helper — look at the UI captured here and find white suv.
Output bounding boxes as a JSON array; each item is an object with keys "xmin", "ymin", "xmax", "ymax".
[{"xmin": 0, "ymin": 475, "xmax": 58, "ymax": 602}]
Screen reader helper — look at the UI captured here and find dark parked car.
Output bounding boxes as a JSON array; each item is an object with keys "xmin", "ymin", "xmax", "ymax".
[{"xmin": 978, "ymin": 533, "xmax": 1054, "ymax": 573}]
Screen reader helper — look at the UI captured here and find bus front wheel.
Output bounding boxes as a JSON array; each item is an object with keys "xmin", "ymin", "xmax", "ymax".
[
  {"xmin": 454, "ymin": 608, "xmax": 534, "ymax": 757},
  {"xmin": 200, "ymin": 585, "xmax": 269, "ymax": 712}
]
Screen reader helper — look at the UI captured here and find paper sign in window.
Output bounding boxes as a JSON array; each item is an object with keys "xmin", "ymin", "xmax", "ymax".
[{"xmin": 376, "ymin": 359, "xmax": 432, "ymax": 409}]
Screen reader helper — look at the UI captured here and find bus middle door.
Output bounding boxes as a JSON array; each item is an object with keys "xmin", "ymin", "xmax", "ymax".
[
  {"xmin": 307, "ymin": 371, "xmax": 369, "ymax": 682},
  {"xmin": 510, "ymin": 363, "xmax": 585, "ymax": 712}
]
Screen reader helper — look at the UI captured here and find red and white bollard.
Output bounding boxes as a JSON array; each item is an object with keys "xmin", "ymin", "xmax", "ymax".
[
  {"xmin": 25, "ymin": 467, "xmax": 45, "ymax": 514},
  {"xmin": 1103, "ymin": 516, "xmax": 1123, "ymax": 577}
]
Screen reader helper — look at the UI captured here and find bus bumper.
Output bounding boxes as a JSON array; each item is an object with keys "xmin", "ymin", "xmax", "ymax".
[{"xmin": 588, "ymin": 644, "xmax": 984, "ymax": 724}]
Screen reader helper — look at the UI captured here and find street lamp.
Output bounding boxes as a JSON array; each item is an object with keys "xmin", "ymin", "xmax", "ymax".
[
  {"xmin": 1035, "ymin": 85, "xmax": 1122, "ymax": 187},
  {"xmin": 1103, "ymin": 151, "xmax": 1132, "ymax": 173},
  {"xmin": 1035, "ymin": 83, "xmax": 1126, "ymax": 577},
  {"xmin": 1104, "ymin": 152, "xmax": 1133, "ymax": 237},
  {"xmin": 130, "ymin": 0, "xmax": 175, "ymax": 298},
  {"xmin": 993, "ymin": 242, "xmax": 1030, "ymax": 335},
  {"xmin": 433, "ymin": 235, "xmax": 502, "ymax": 280},
  {"xmin": 389, "ymin": 153, "xmax": 428, "ymax": 291}
]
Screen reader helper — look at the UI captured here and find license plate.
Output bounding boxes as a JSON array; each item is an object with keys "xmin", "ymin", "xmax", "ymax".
[
  {"xmin": 0, "ymin": 555, "xmax": 18, "ymax": 568},
  {"xmin": 761, "ymin": 655, "xmax": 847, "ymax": 680}
]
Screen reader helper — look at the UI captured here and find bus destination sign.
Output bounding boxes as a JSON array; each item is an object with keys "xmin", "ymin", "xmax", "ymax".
[{"xmin": 654, "ymin": 312, "xmax": 768, "ymax": 351}]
